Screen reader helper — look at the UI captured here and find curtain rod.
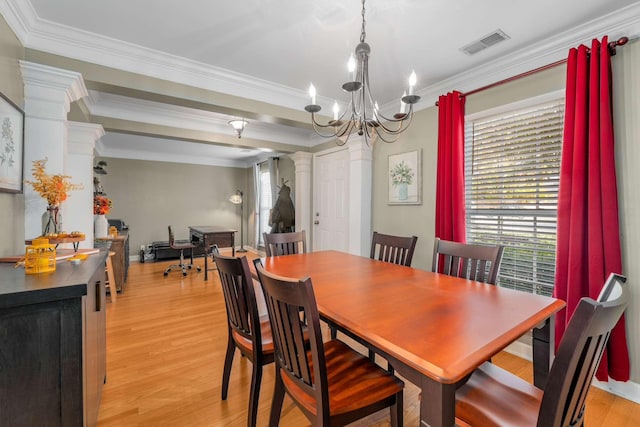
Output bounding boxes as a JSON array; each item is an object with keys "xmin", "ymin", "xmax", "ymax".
[{"xmin": 435, "ymin": 36, "xmax": 629, "ymax": 106}]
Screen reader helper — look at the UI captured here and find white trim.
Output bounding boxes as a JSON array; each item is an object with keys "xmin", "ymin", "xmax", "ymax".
[
  {"xmin": 4, "ymin": 1, "xmax": 639, "ymax": 117},
  {"xmin": 408, "ymin": 3, "xmax": 640, "ymax": 112},
  {"xmin": 84, "ymin": 91, "xmax": 317, "ymax": 148},
  {"xmin": 594, "ymin": 378, "xmax": 640, "ymax": 404},
  {"xmin": 465, "ymin": 89, "xmax": 565, "ymax": 121}
]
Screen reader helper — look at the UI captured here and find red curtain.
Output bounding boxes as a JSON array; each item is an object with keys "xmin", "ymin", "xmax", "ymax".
[
  {"xmin": 436, "ymin": 91, "xmax": 466, "ymax": 242},
  {"xmin": 554, "ymin": 36, "xmax": 629, "ymax": 381}
]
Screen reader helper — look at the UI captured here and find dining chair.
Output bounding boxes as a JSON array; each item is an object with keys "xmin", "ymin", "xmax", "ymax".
[
  {"xmin": 370, "ymin": 231, "xmax": 418, "ymax": 267},
  {"xmin": 455, "ymin": 273, "xmax": 629, "ymax": 427},
  {"xmin": 432, "ymin": 237, "xmax": 504, "ymax": 284},
  {"xmin": 163, "ymin": 226, "xmax": 201, "ymax": 277},
  {"xmin": 263, "ymin": 230, "xmax": 307, "ymax": 256},
  {"xmin": 212, "ymin": 247, "xmax": 274, "ymax": 427},
  {"xmin": 350, "ymin": 231, "xmax": 418, "ymax": 365},
  {"xmin": 254, "ymin": 262, "xmax": 404, "ymax": 427}
]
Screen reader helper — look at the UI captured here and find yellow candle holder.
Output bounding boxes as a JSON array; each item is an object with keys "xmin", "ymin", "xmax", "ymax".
[{"xmin": 25, "ymin": 237, "xmax": 56, "ymax": 274}]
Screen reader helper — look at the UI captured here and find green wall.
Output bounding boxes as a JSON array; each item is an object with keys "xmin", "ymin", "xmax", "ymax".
[{"xmin": 0, "ymin": 14, "xmax": 24, "ymax": 257}]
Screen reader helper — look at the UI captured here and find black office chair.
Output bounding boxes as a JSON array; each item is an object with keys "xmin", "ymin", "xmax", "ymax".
[{"xmin": 163, "ymin": 226, "xmax": 201, "ymax": 277}]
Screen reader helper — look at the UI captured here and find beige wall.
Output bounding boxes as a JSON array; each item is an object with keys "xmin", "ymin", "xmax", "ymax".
[
  {"xmin": 371, "ymin": 41, "xmax": 640, "ymax": 384},
  {"xmin": 0, "ymin": 14, "xmax": 24, "ymax": 257},
  {"xmin": 98, "ymin": 157, "xmax": 250, "ymax": 254},
  {"xmin": 613, "ymin": 40, "xmax": 640, "ymax": 385}
]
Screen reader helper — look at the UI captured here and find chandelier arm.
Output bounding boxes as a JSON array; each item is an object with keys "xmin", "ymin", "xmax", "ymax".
[
  {"xmin": 376, "ymin": 103, "xmax": 417, "ymax": 134},
  {"xmin": 309, "ymin": 115, "xmax": 345, "ymax": 138},
  {"xmin": 303, "ymin": 0, "xmax": 419, "ymax": 145},
  {"xmin": 372, "ymin": 126, "xmax": 402, "ymax": 144}
]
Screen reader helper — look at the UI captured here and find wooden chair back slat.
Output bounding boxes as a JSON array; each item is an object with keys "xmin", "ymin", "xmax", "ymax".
[
  {"xmin": 538, "ymin": 273, "xmax": 629, "ymax": 426},
  {"xmin": 255, "ymin": 262, "xmax": 328, "ymax": 410},
  {"xmin": 432, "ymin": 238, "xmax": 504, "ymax": 284},
  {"xmin": 370, "ymin": 231, "xmax": 418, "ymax": 267},
  {"xmin": 213, "ymin": 249, "xmax": 260, "ymax": 348},
  {"xmin": 263, "ymin": 231, "xmax": 307, "ymax": 257}
]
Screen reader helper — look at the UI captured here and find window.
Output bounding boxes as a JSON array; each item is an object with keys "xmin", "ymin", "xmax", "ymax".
[
  {"xmin": 257, "ymin": 163, "xmax": 272, "ymax": 247},
  {"xmin": 465, "ymin": 94, "xmax": 564, "ymax": 296}
]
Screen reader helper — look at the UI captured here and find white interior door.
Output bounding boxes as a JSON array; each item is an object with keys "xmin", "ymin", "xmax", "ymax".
[{"xmin": 313, "ymin": 149, "xmax": 349, "ymax": 252}]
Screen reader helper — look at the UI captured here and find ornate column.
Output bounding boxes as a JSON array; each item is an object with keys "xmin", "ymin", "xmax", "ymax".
[
  {"xmin": 347, "ymin": 137, "xmax": 372, "ymax": 256},
  {"xmin": 289, "ymin": 152, "xmax": 313, "ymax": 248},
  {"xmin": 67, "ymin": 122, "xmax": 105, "ymax": 248},
  {"xmin": 20, "ymin": 61, "xmax": 88, "ymax": 240}
]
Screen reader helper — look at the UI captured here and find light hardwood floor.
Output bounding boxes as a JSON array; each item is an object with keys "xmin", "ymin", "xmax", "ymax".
[{"xmin": 98, "ymin": 252, "xmax": 640, "ymax": 426}]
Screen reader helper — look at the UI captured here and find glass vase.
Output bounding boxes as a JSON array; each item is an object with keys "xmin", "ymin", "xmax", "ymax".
[{"xmin": 41, "ymin": 205, "xmax": 62, "ymax": 236}]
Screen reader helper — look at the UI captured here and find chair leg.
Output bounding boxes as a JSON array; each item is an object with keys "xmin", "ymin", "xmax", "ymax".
[
  {"xmin": 330, "ymin": 325, "xmax": 337, "ymax": 340},
  {"xmin": 368, "ymin": 348, "xmax": 375, "ymax": 362},
  {"xmin": 269, "ymin": 369, "xmax": 285, "ymax": 427},
  {"xmin": 247, "ymin": 362, "xmax": 263, "ymax": 427},
  {"xmin": 179, "ymin": 250, "xmax": 187, "ymax": 276},
  {"xmin": 390, "ymin": 389, "xmax": 403, "ymax": 427},
  {"xmin": 221, "ymin": 334, "xmax": 235, "ymax": 400}
]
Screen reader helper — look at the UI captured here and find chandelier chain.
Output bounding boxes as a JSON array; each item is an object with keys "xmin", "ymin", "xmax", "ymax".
[{"xmin": 360, "ymin": 0, "xmax": 366, "ymax": 43}]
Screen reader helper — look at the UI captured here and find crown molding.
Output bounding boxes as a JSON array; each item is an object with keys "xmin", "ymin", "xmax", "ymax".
[
  {"xmin": 410, "ymin": 2, "xmax": 640, "ymax": 111},
  {"xmin": 84, "ymin": 91, "xmax": 318, "ymax": 148},
  {"xmin": 3, "ymin": 0, "xmax": 310, "ymax": 112},
  {"xmin": 0, "ymin": 0, "xmax": 37, "ymax": 43},
  {"xmin": 6, "ymin": 1, "xmax": 639, "ymax": 120},
  {"xmin": 94, "ymin": 135, "xmax": 254, "ymax": 169}
]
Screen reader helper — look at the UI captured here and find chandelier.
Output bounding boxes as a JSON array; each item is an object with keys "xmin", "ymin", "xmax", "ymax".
[{"xmin": 304, "ymin": 0, "xmax": 420, "ymax": 145}]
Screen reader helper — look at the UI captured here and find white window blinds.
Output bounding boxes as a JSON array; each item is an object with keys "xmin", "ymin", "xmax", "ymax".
[{"xmin": 465, "ymin": 98, "xmax": 564, "ymax": 296}]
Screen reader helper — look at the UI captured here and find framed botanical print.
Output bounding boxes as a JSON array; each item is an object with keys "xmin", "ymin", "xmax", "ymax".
[
  {"xmin": 388, "ymin": 149, "xmax": 421, "ymax": 205},
  {"xmin": 0, "ymin": 91, "xmax": 24, "ymax": 193}
]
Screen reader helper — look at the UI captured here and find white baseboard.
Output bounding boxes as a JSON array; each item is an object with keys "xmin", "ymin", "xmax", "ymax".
[
  {"xmin": 594, "ymin": 378, "xmax": 640, "ymax": 404},
  {"xmin": 504, "ymin": 342, "xmax": 640, "ymax": 403}
]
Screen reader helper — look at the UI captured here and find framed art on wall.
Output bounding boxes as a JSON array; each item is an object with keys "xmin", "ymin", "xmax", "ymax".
[
  {"xmin": 0, "ymin": 91, "xmax": 24, "ymax": 193},
  {"xmin": 388, "ymin": 149, "xmax": 421, "ymax": 205}
]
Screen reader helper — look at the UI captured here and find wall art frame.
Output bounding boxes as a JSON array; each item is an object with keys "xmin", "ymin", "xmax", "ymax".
[
  {"xmin": 388, "ymin": 149, "xmax": 421, "ymax": 205},
  {"xmin": 0, "ymin": 91, "xmax": 24, "ymax": 193}
]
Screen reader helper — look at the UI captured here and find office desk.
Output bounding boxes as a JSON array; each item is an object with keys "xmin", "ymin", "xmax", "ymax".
[
  {"xmin": 188, "ymin": 226, "xmax": 236, "ymax": 280},
  {"xmin": 260, "ymin": 251, "xmax": 565, "ymax": 427}
]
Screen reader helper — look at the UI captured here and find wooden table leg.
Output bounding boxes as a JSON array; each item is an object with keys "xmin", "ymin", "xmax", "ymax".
[
  {"xmin": 204, "ymin": 244, "xmax": 209, "ymax": 281},
  {"xmin": 533, "ymin": 316, "xmax": 555, "ymax": 388},
  {"xmin": 420, "ymin": 377, "xmax": 456, "ymax": 427}
]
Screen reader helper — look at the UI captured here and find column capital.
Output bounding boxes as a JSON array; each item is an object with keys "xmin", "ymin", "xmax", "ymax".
[
  {"xmin": 20, "ymin": 61, "xmax": 88, "ymax": 120},
  {"xmin": 289, "ymin": 151, "xmax": 313, "ymax": 167},
  {"xmin": 67, "ymin": 122, "xmax": 105, "ymax": 156}
]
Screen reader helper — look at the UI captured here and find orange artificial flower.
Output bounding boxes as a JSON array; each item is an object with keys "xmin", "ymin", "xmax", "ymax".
[{"xmin": 25, "ymin": 158, "xmax": 82, "ymax": 206}]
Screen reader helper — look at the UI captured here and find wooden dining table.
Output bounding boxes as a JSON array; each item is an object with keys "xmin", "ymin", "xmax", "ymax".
[{"xmin": 259, "ymin": 250, "xmax": 566, "ymax": 427}]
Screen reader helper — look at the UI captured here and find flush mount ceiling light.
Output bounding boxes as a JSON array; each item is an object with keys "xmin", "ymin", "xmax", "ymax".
[
  {"xmin": 304, "ymin": 0, "xmax": 420, "ymax": 146},
  {"xmin": 228, "ymin": 119, "xmax": 249, "ymax": 138}
]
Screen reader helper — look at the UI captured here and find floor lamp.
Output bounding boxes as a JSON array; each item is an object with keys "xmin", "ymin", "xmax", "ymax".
[{"xmin": 229, "ymin": 190, "xmax": 247, "ymax": 253}]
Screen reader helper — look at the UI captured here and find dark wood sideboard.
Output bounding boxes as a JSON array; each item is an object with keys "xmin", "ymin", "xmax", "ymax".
[{"xmin": 0, "ymin": 251, "xmax": 108, "ymax": 426}]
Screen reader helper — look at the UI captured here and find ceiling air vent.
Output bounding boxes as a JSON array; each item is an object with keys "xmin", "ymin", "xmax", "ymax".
[{"xmin": 461, "ymin": 29, "xmax": 510, "ymax": 55}]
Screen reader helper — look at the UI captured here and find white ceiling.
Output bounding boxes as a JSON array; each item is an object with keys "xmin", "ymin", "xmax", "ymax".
[{"xmin": 3, "ymin": 0, "xmax": 640, "ymax": 165}]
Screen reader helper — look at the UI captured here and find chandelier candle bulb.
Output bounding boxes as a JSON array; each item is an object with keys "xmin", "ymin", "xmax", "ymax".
[
  {"xmin": 303, "ymin": 0, "xmax": 420, "ymax": 145},
  {"xmin": 333, "ymin": 101, "xmax": 339, "ymax": 120},
  {"xmin": 348, "ymin": 53, "xmax": 356, "ymax": 81},
  {"xmin": 408, "ymin": 70, "xmax": 417, "ymax": 96},
  {"xmin": 309, "ymin": 83, "xmax": 316, "ymax": 105}
]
